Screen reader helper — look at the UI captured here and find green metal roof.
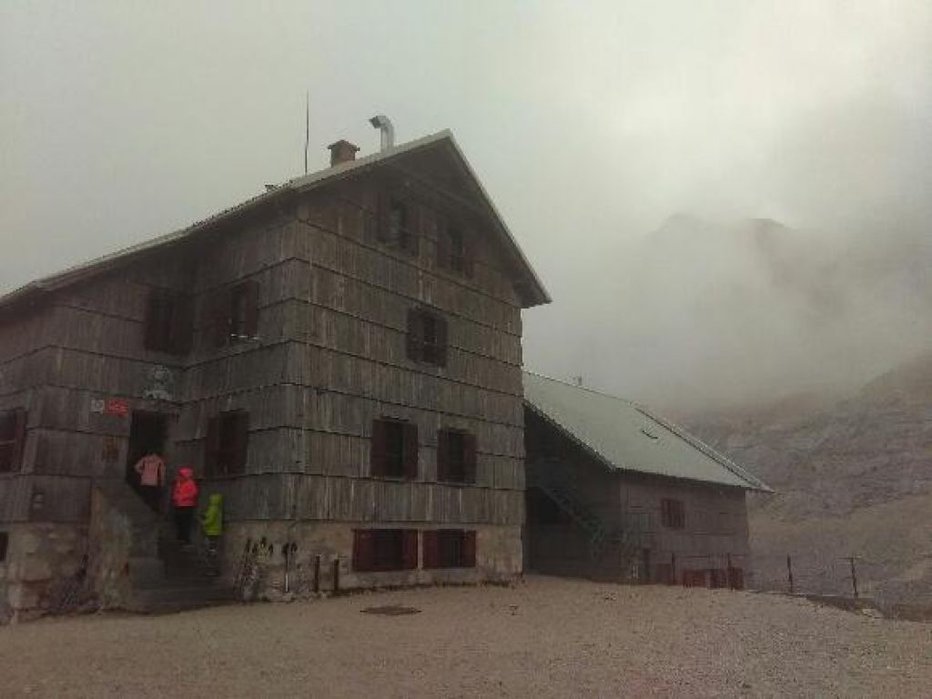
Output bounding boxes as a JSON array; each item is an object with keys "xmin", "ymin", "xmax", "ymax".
[{"xmin": 523, "ymin": 372, "xmax": 771, "ymax": 492}]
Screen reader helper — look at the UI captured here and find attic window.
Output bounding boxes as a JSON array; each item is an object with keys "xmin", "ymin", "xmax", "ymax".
[
  {"xmin": 640, "ymin": 428, "xmax": 659, "ymax": 441},
  {"xmin": 377, "ymin": 193, "xmax": 418, "ymax": 255},
  {"xmin": 437, "ymin": 222, "xmax": 474, "ymax": 277}
]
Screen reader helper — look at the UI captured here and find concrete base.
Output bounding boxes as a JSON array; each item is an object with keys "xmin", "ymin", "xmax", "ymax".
[{"xmin": 220, "ymin": 521, "xmax": 522, "ymax": 599}]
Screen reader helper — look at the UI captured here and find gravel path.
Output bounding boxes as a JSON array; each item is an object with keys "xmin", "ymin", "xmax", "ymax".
[{"xmin": 1, "ymin": 576, "xmax": 930, "ymax": 697}]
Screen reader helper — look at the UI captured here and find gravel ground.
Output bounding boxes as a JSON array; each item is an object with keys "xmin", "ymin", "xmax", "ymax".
[{"xmin": 1, "ymin": 576, "xmax": 930, "ymax": 698}]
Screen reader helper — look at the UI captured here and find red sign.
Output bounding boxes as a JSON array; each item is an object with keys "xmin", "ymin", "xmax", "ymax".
[{"xmin": 105, "ymin": 399, "xmax": 129, "ymax": 417}]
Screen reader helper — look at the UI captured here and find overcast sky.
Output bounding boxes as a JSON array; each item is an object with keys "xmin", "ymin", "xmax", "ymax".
[{"xmin": 3, "ymin": 1, "xmax": 931, "ymax": 410}]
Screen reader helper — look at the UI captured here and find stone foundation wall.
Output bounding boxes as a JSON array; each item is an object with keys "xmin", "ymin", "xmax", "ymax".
[
  {"xmin": 219, "ymin": 521, "xmax": 522, "ymax": 599},
  {"xmin": 0, "ymin": 523, "xmax": 87, "ymax": 623}
]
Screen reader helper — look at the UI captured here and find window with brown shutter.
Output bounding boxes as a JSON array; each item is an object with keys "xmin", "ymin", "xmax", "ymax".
[
  {"xmin": 660, "ymin": 498, "xmax": 685, "ymax": 529},
  {"xmin": 0, "ymin": 532, "xmax": 7, "ymax": 562},
  {"xmin": 352, "ymin": 529, "xmax": 419, "ymax": 572},
  {"xmin": 144, "ymin": 291, "xmax": 193, "ymax": 355},
  {"xmin": 437, "ymin": 429, "xmax": 477, "ymax": 484},
  {"xmin": 437, "ymin": 223, "xmax": 474, "ymax": 277},
  {"xmin": 205, "ymin": 410, "xmax": 249, "ymax": 477},
  {"xmin": 0, "ymin": 408, "xmax": 27, "ymax": 473},
  {"xmin": 371, "ymin": 418, "xmax": 417, "ymax": 479},
  {"xmin": 210, "ymin": 281, "xmax": 259, "ymax": 347},
  {"xmin": 376, "ymin": 193, "xmax": 418, "ymax": 256},
  {"xmin": 422, "ymin": 529, "xmax": 476, "ymax": 569},
  {"xmin": 406, "ymin": 309, "xmax": 448, "ymax": 367}
]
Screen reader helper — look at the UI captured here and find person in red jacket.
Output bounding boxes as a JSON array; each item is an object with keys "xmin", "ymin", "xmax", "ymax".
[{"xmin": 171, "ymin": 466, "xmax": 199, "ymax": 545}]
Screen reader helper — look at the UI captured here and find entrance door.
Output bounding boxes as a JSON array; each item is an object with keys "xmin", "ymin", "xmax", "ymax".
[{"xmin": 126, "ymin": 411, "xmax": 169, "ymax": 494}]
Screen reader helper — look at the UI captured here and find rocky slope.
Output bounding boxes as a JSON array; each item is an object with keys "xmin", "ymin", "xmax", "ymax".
[{"xmin": 685, "ymin": 353, "xmax": 932, "ymax": 609}]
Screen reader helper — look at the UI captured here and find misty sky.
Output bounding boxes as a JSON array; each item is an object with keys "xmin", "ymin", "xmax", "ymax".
[{"xmin": 3, "ymin": 2, "xmax": 932, "ymax": 410}]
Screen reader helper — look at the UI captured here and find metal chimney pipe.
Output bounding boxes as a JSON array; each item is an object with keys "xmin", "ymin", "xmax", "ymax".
[{"xmin": 369, "ymin": 114, "xmax": 395, "ymax": 150}]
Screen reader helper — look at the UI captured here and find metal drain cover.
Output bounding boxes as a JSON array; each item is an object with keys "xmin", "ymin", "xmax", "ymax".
[{"xmin": 360, "ymin": 605, "xmax": 422, "ymax": 616}]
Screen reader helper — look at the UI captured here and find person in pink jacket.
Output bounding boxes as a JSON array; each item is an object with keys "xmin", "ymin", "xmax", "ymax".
[{"xmin": 133, "ymin": 452, "xmax": 165, "ymax": 511}]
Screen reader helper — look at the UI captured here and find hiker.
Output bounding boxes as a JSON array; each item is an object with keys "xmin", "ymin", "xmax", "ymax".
[
  {"xmin": 201, "ymin": 493, "xmax": 223, "ymax": 555},
  {"xmin": 171, "ymin": 466, "xmax": 199, "ymax": 545},
  {"xmin": 132, "ymin": 451, "xmax": 165, "ymax": 511}
]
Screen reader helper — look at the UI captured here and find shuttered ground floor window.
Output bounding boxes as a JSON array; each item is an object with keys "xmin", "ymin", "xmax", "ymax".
[
  {"xmin": 353, "ymin": 529, "xmax": 418, "ymax": 572},
  {"xmin": 423, "ymin": 530, "xmax": 476, "ymax": 569}
]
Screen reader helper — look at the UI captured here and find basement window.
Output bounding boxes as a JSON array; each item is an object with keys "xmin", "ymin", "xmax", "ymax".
[
  {"xmin": 660, "ymin": 498, "xmax": 685, "ymax": 529},
  {"xmin": 371, "ymin": 418, "xmax": 418, "ymax": 479},
  {"xmin": 0, "ymin": 408, "xmax": 27, "ymax": 473},
  {"xmin": 205, "ymin": 410, "xmax": 250, "ymax": 477},
  {"xmin": 423, "ymin": 529, "xmax": 476, "ymax": 569},
  {"xmin": 437, "ymin": 428, "xmax": 477, "ymax": 484},
  {"xmin": 406, "ymin": 309, "xmax": 448, "ymax": 367},
  {"xmin": 144, "ymin": 290, "xmax": 193, "ymax": 355},
  {"xmin": 353, "ymin": 529, "xmax": 418, "ymax": 572}
]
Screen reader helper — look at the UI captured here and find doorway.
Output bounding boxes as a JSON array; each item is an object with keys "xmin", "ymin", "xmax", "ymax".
[{"xmin": 126, "ymin": 411, "xmax": 169, "ymax": 495}]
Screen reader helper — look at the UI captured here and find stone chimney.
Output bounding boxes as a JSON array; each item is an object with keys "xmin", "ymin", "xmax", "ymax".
[{"xmin": 327, "ymin": 139, "xmax": 360, "ymax": 166}]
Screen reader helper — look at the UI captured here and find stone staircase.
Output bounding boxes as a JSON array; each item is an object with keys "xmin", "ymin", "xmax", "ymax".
[{"xmin": 92, "ymin": 481, "xmax": 234, "ymax": 614}]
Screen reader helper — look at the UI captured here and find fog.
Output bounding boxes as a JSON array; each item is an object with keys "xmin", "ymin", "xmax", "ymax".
[{"xmin": 3, "ymin": 1, "xmax": 931, "ymax": 413}]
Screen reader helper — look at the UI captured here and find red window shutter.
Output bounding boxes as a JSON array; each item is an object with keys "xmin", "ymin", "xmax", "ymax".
[
  {"xmin": 371, "ymin": 419, "xmax": 387, "ymax": 477},
  {"xmin": 12, "ymin": 409, "xmax": 27, "ymax": 471},
  {"xmin": 376, "ymin": 191, "xmax": 391, "ymax": 242},
  {"xmin": 462, "ymin": 238, "xmax": 475, "ymax": 278},
  {"xmin": 144, "ymin": 294, "xmax": 162, "ymax": 350},
  {"xmin": 210, "ymin": 289, "xmax": 232, "ymax": 347},
  {"xmin": 232, "ymin": 412, "xmax": 250, "ymax": 475},
  {"xmin": 462, "ymin": 432, "xmax": 477, "ymax": 484},
  {"xmin": 353, "ymin": 530, "xmax": 375, "ymax": 572},
  {"xmin": 205, "ymin": 416, "xmax": 220, "ymax": 477},
  {"xmin": 402, "ymin": 530, "xmax": 419, "ymax": 570},
  {"xmin": 437, "ymin": 224, "xmax": 451, "ymax": 269},
  {"xmin": 405, "ymin": 205, "xmax": 420, "ymax": 256},
  {"xmin": 462, "ymin": 530, "xmax": 477, "ymax": 568},
  {"xmin": 436, "ymin": 430, "xmax": 449, "ymax": 481},
  {"xmin": 422, "ymin": 530, "xmax": 439, "ymax": 569},
  {"xmin": 435, "ymin": 316, "xmax": 448, "ymax": 367},
  {"xmin": 406, "ymin": 310, "xmax": 423, "ymax": 362},
  {"xmin": 171, "ymin": 297, "xmax": 194, "ymax": 355},
  {"xmin": 403, "ymin": 422, "xmax": 419, "ymax": 479},
  {"xmin": 242, "ymin": 280, "xmax": 260, "ymax": 338}
]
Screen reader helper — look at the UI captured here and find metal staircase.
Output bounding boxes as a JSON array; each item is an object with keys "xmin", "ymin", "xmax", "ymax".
[{"xmin": 527, "ymin": 461, "xmax": 639, "ymax": 563}]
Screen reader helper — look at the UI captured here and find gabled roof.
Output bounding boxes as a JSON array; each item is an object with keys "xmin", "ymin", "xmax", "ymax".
[
  {"xmin": 523, "ymin": 372, "xmax": 771, "ymax": 492},
  {"xmin": 0, "ymin": 130, "xmax": 550, "ymax": 313}
]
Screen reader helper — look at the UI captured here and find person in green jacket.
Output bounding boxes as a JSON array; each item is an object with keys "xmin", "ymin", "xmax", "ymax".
[{"xmin": 201, "ymin": 493, "xmax": 223, "ymax": 558}]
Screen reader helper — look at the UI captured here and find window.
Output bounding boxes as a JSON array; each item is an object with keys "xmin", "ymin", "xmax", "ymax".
[
  {"xmin": 352, "ymin": 529, "xmax": 418, "ymax": 572},
  {"xmin": 0, "ymin": 409, "xmax": 27, "ymax": 473},
  {"xmin": 205, "ymin": 410, "xmax": 250, "ymax": 477},
  {"xmin": 144, "ymin": 291, "xmax": 193, "ymax": 354},
  {"xmin": 0, "ymin": 532, "xmax": 7, "ymax": 562},
  {"xmin": 210, "ymin": 280, "xmax": 259, "ymax": 347},
  {"xmin": 377, "ymin": 193, "xmax": 418, "ymax": 255},
  {"xmin": 437, "ymin": 223, "xmax": 474, "ymax": 276},
  {"xmin": 661, "ymin": 498, "xmax": 685, "ymax": 529},
  {"xmin": 423, "ymin": 529, "xmax": 476, "ymax": 569},
  {"xmin": 371, "ymin": 419, "xmax": 418, "ymax": 479},
  {"xmin": 406, "ymin": 309, "xmax": 448, "ymax": 367},
  {"xmin": 437, "ymin": 428, "xmax": 477, "ymax": 484}
]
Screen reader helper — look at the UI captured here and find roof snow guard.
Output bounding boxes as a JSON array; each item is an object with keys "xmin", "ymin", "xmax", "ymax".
[
  {"xmin": 523, "ymin": 372, "xmax": 772, "ymax": 492},
  {"xmin": 0, "ymin": 130, "xmax": 550, "ymax": 313}
]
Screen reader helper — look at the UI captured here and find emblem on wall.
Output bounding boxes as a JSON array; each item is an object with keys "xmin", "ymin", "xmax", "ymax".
[{"xmin": 144, "ymin": 365, "xmax": 175, "ymax": 401}]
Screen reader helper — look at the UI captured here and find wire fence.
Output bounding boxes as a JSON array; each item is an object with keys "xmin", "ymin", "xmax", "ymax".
[{"xmin": 749, "ymin": 553, "xmax": 913, "ymax": 603}]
